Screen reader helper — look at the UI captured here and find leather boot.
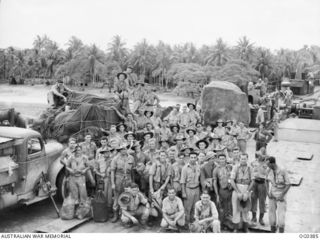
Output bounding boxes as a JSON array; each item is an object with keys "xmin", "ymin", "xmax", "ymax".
[
  {"xmin": 111, "ymin": 209, "xmax": 119, "ymax": 223},
  {"xmin": 270, "ymin": 225, "xmax": 277, "ymax": 233},
  {"xmin": 243, "ymin": 222, "xmax": 249, "ymax": 233},
  {"xmin": 233, "ymin": 223, "xmax": 239, "ymax": 233},
  {"xmin": 251, "ymin": 212, "xmax": 257, "ymax": 223},
  {"xmin": 259, "ymin": 213, "xmax": 265, "ymax": 225},
  {"xmin": 279, "ymin": 227, "xmax": 285, "ymax": 233}
]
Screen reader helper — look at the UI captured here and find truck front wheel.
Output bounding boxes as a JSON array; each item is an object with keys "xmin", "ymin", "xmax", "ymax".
[{"xmin": 56, "ymin": 171, "xmax": 68, "ymax": 201}]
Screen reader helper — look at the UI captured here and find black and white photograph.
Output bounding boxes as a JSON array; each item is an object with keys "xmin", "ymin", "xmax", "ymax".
[{"xmin": 0, "ymin": 0, "xmax": 319, "ymax": 236}]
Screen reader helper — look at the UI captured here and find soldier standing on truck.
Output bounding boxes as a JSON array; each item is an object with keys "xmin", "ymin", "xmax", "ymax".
[{"xmin": 65, "ymin": 145, "xmax": 90, "ymax": 204}]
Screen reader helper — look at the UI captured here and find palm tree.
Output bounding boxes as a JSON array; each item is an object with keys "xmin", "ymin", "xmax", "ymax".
[
  {"xmin": 107, "ymin": 35, "xmax": 128, "ymax": 69},
  {"xmin": 235, "ymin": 36, "xmax": 255, "ymax": 63},
  {"xmin": 87, "ymin": 44, "xmax": 104, "ymax": 84},
  {"xmin": 152, "ymin": 41, "xmax": 172, "ymax": 87},
  {"xmin": 254, "ymin": 47, "xmax": 273, "ymax": 79},
  {"xmin": 205, "ymin": 38, "xmax": 230, "ymax": 66},
  {"xmin": 130, "ymin": 39, "xmax": 156, "ymax": 76},
  {"xmin": 66, "ymin": 36, "xmax": 84, "ymax": 60}
]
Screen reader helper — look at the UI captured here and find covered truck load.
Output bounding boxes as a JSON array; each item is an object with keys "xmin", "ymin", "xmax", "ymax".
[
  {"xmin": 200, "ymin": 81, "xmax": 250, "ymax": 125},
  {"xmin": 32, "ymin": 92, "xmax": 123, "ymax": 142}
]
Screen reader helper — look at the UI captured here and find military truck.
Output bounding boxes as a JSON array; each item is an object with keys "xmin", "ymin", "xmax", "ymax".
[{"xmin": 0, "ymin": 126, "xmax": 65, "ymax": 210}]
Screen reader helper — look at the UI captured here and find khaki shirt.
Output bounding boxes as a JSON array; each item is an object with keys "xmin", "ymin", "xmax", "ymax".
[
  {"xmin": 171, "ymin": 162, "xmax": 184, "ymax": 182},
  {"xmin": 267, "ymin": 167, "xmax": 290, "ymax": 198},
  {"xmin": 144, "ymin": 149, "xmax": 160, "ymax": 162},
  {"xmin": 230, "ymin": 164, "xmax": 252, "ymax": 185},
  {"xmin": 149, "ymin": 160, "xmax": 172, "ymax": 183},
  {"xmin": 178, "ymin": 113, "xmax": 191, "ymax": 127},
  {"xmin": 162, "ymin": 196, "xmax": 184, "ymax": 216},
  {"xmin": 186, "ymin": 136, "xmax": 199, "ymax": 149},
  {"xmin": 128, "ymin": 192, "xmax": 148, "ymax": 212},
  {"xmin": 110, "ymin": 154, "xmax": 134, "ymax": 177},
  {"xmin": 66, "ymin": 155, "xmax": 88, "ymax": 176},
  {"xmin": 188, "ymin": 110, "xmax": 200, "ymax": 126},
  {"xmin": 194, "ymin": 200, "xmax": 219, "ymax": 220},
  {"xmin": 214, "ymin": 126, "xmax": 226, "ymax": 138},
  {"xmin": 79, "ymin": 141, "xmax": 97, "ymax": 160},
  {"xmin": 180, "ymin": 163, "xmax": 201, "ymax": 188},
  {"xmin": 236, "ymin": 127, "xmax": 251, "ymax": 140}
]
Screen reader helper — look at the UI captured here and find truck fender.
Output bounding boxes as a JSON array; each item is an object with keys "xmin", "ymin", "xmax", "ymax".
[{"xmin": 48, "ymin": 159, "xmax": 64, "ymax": 189}]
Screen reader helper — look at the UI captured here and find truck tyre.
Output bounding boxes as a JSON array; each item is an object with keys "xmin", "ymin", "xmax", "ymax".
[{"xmin": 56, "ymin": 171, "xmax": 68, "ymax": 201}]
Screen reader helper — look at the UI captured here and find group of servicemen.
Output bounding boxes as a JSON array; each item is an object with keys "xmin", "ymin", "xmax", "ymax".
[{"xmin": 58, "ymin": 97, "xmax": 291, "ymax": 233}]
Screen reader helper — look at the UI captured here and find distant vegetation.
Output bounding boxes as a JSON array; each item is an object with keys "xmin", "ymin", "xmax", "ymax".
[{"xmin": 0, "ymin": 35, "xmax": 319, "ymax": 91}]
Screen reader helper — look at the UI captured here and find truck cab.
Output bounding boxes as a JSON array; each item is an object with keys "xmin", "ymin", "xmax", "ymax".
[{"xmin": 0, "ymin": 127, "xmax": 64, "ymax": 210}]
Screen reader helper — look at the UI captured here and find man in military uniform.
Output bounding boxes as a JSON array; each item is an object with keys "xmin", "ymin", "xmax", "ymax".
[
  {"xmin": 119, "ymin": 183, "xmax": 150, "ymax": 227},
  {"xmin": 79, "ymin": 133, "xmax": 97, "ymax": 188},
  {"xmin": 185, "ymin": 127, "xmax": 199, "ymax": 149},
  {"xmin": 213, "ymin": 153, "xmax": 233, "ymax": 230},
  {"xmin": 110, "ymin": 144, "xmax": 134, "ymax": 222},
  {"xmin": 200, "ymin": 152, "xmax": 216, "ymax": 204},
  {"xmin": 214, "ymin": 119, "xmax": 226, "ymax": 138},
  {"xmin": 48, "ymin": 79, "xmax": 73, "ymax": 108},
  {"xmin": 65, "ymin": 145, "xmax": 89, "ymax": 204},
  {"xmin": 125, "ymin": 66, "xmax": 138, "ymax": 88},
  {"xmin": 187, "ymin": 103, "xmax": 200, "ymax": 127},
  {"xmin": 250, "ymin": 151, "xmax": 269, "ymax": 225},
  {"xmin": 230, "ymin": 153, "xmax": 254, "ymax": 232},
  {"xmin": 149, "ymin": 151, "xmax": 172, "ymax": 195},
  {"xmin": 266, "ymin": 156, "xmax": 291, "ymax": 233},
  {"xmin": 178, "ymin": 105, "xmax": 191, "ymax": 128},
  {"xmin": 170, "ymin": 152, "xmax": 185, "ymax": 197},
  {"xmin": 94, "ymin": 147, "xmax": 113, "ymax": 213},
  {"xmin": 59, "ymin": 137, "xmax": 77, "ymax": 166},
  {"xmin": 235, "ymin": 122, "xmax": 252, "ymax": 153},
  {"xmin": 161, "ymin": 187, "xmax": 185, "ymax": 231},
  {"xmin": 96, "ymin": 136, "xmax": 109, "ymax": 160},
  {"xmin": 192, "ymin": 190, "xmax": 220, "ymax": 233},
  {"xmin": 132, "ymin": 81, "xmax": 146, "ymax": 113},
  {"xmin": 180, "ymin": 151, "xmax": 201, "ymax": 224}
]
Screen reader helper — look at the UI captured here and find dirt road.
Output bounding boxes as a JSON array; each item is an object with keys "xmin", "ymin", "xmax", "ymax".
[{"xmin": 0, "ymin": 84, "xmax": 320, "ymax": 233}]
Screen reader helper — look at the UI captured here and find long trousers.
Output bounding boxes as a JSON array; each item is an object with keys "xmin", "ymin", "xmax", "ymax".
[
  {"xmin": 113, "ymin": 174, "xmax": 132, "ymax": 211},
  {"xmin": 232, "ymin": 184, "xmax": 250, "ymax": 224},
  {"xmin": 251, "ymin": 182, "xmax": 267, "ymax": 214},
  {"xmin": 69, "ymin": 175, "xmax": 87, "ymax": 204},
  {"xmin": 269, "ymin": 198, "xmax": 287, "ymax": 228},
  {"xmin": 219, "ymin": 187, "xmax": 232, "ymax": 223},
  {"xmin": 183, "ymin": 187, "xmax": 200, "ymax": 223}
]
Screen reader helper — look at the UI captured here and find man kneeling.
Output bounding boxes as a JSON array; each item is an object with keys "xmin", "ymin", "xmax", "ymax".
[
  {"xmin": 192, "ymin": 190, "xmax": 221, "ymax": 233},
  {"xmin": 119, "ymin": 183, "xmax": 150, "ymax": 226},
  {"xmin": 161, "ymin": 187, "xmax": 185, "ymax": 230}
]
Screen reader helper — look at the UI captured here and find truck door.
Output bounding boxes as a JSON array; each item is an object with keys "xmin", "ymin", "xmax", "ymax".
[{"xmin": 23, "ymin": 137, "xmax": 48, "ymax": 196}]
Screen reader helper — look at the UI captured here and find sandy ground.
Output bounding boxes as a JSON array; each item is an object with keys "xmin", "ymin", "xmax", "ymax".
[{"xmin": 0, "ymin": 84, "xmax": 320, "ymax": 233}]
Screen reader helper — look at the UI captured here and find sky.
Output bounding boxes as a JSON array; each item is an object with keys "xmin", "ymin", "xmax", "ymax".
[{"xmin": 0, "ymin": 0, "xmax": 319, "ymax": 51}]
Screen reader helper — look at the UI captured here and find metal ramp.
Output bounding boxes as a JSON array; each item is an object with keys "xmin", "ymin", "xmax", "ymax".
[{"xmin": 34, "ymin": 217, "xmax": 91, "ymax": 233}]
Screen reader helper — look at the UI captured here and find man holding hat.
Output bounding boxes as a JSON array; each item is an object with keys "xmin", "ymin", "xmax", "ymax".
[
  {"xmin": 185, "ymin": 127, "xmax": 199, "ymax": 149},
  {"xmin": 110, "ymin": 143, "xmax": 135, "ymax": 222},
  {"xmin": 230, "ymin": 153, "xmax": 254, "ymax": 232},
  {"xmin": 119, "ymin": 183, "xmax": 150, "ymax": 227},
  {"xmin": 48, "ymin": 79, "xmax": 73, "ymax": 108},
  {"xmin": 180, "ymin": 151, "xmax": 201, "ymax": 224},
  {"xmin": 187, "ymin": 103, "xmax": 200, "ymax": 127}
]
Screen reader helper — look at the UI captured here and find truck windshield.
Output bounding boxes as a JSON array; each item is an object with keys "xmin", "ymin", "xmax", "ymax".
[{"xmin": 27, "ymin": 138, "xmax": 42, "ymax": 155}]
